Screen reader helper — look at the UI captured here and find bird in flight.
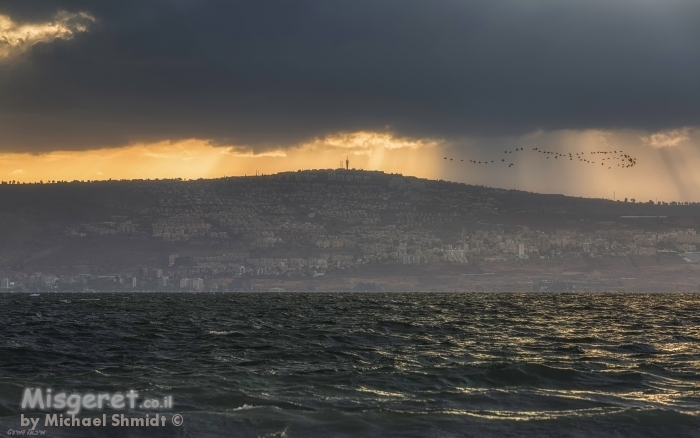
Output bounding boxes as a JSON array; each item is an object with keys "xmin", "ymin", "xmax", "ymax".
[{"xmin": 442, "ymin": 147, "xmax": 638, "ymax": 171}]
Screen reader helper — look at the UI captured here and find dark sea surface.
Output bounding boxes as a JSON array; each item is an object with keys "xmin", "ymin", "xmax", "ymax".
[{"xmin": 0, "ymin": 292, "xmax": 699, "ymax": 437}]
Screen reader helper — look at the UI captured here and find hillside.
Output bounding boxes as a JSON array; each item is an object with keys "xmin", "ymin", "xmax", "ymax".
[{"xmin": 1, "ymin": 170, "xmax": 700, "ymax": 292}]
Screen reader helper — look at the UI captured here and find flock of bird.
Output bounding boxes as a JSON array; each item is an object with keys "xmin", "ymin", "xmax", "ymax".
[{"xmin": 443, "ymin": 147, "xmax": 638, "ymax": 170}]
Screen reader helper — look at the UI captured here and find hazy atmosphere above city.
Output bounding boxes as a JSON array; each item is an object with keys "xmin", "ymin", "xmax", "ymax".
[{"xmin": 1, "ymin": 0, "xmax": 699, "ymax": 200}]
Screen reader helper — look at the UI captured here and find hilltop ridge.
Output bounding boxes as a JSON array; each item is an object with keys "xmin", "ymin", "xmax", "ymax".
[{"xmin": 1, "ymin": 170, "xmax": 700, "ymax": 292}]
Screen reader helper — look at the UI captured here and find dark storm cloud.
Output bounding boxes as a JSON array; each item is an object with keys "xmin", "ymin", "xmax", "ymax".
[{"xmin": 0, "ymin": 0, "xmax": 699, "ymax": 152}]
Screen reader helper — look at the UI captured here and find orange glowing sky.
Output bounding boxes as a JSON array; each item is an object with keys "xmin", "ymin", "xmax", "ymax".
[
  {"xmin": 2, "ymin": 6, "xmax": 699, "ymax": 203},
  {"xmin": 2, "ymin": 129, "xmax": 700, "ymax": 203},
  {"xmin": 0, "ymin": 133, "xmax": 439, "ymax": 184}
]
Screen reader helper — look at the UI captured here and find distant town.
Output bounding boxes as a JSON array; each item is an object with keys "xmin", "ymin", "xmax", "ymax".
[{"xmin": 2, "ymin": 169, "xmax": 700, "ymax": 292}]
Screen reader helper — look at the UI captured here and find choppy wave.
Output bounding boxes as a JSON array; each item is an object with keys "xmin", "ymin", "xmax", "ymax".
[{"xmin": 0, "ymin": 292, "xmax": 699, "ymax": 437}]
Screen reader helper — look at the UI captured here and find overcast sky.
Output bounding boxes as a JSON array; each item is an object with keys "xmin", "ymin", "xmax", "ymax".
[
  {"xmin": 1, "ymin": 0, "xmax": 698, "ymax": 152},
  {"xmin": 1, "ymin": 1, "xmax": 700, "ymax": 200}
]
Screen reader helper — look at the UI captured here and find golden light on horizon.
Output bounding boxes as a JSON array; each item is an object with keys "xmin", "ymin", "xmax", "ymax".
[
  {"xmin": 2, "ymin": 129, "xmax": 700, "ymax": 203},
  {"xmin": 0, "ymin": 132, "xmax": 444, "ymax": 183}
]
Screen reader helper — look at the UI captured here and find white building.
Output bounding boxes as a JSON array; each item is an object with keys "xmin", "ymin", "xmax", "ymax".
[
  {"xmin": 397, "ymin": 249, "xmax": 421, "ymax": 264},
  {"xmin": 444, "ymin": 249, "xmax": 468, "ymax": 263},
  {"xmin": 180, "ymin": 278, "xmax": 203, "ymax": 291},
  {"xmin": 683, "ymin": 252, "xmax": 700, "ymax": 263}
]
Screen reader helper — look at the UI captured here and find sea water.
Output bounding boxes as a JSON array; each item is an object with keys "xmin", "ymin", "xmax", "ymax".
[{"xmin": 0, "ymin": 292, "xmax": 699, "ymax": 437}]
